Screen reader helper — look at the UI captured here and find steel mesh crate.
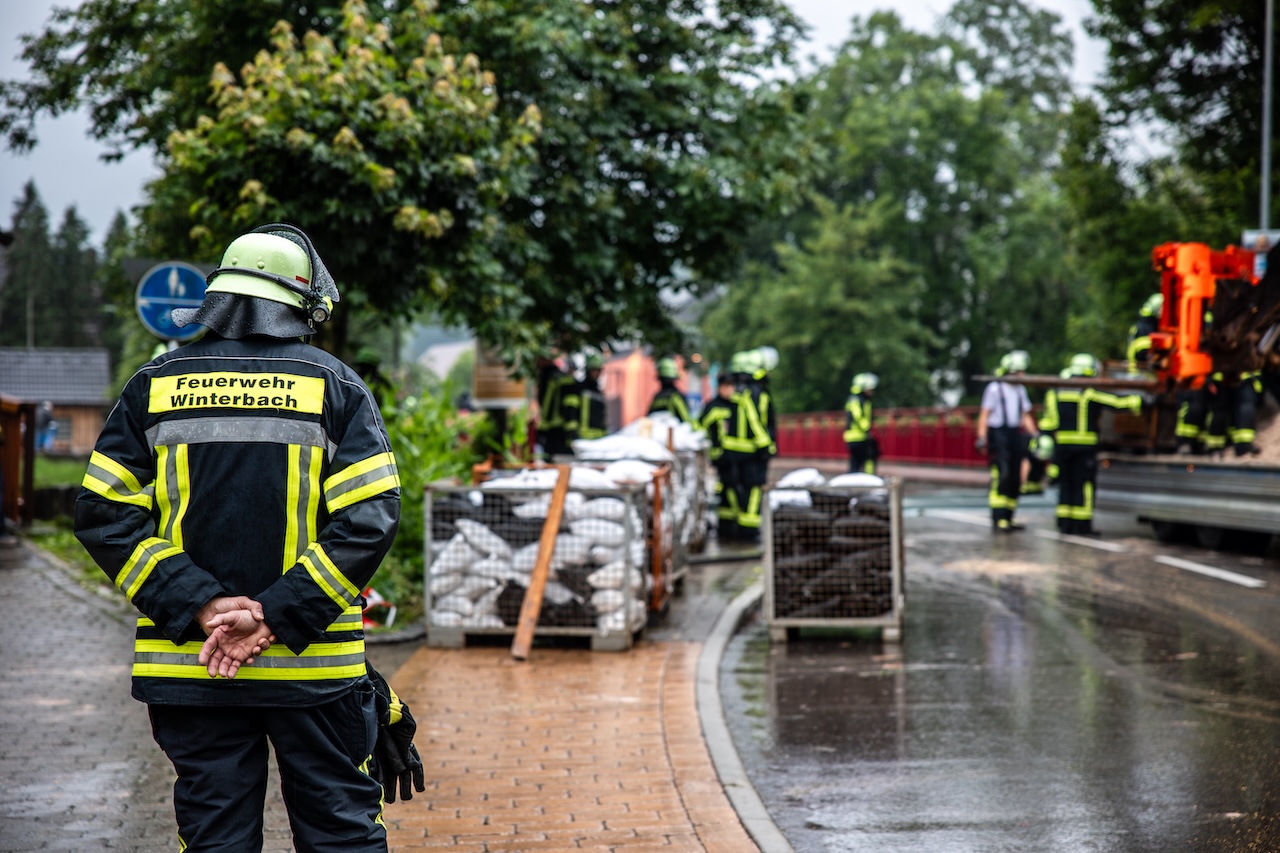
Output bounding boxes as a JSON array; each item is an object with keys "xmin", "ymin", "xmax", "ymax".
[
  {"xmin": 424, "ymin": 481, "xmax": 650, "ymax": 651},
  {"xmin": 763, "ymin": 478, "xmax": 905, "ymax": 642}
]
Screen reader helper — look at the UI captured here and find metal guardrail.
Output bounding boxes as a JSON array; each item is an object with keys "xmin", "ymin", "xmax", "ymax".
[{"xmin": 1097, "ymin": 455, "xmax": 1280, "ymax": 533}]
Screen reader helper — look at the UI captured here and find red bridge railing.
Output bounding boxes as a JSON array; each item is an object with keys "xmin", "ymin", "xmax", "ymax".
[{"xmin": 776, "ymin": 406, "xmax": 987, "ymax": 468}]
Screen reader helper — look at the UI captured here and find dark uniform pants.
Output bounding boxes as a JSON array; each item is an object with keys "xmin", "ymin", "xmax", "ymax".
[
  {"xmin": 987, "ymin": 426, "xmax": 1022, "ymax": 525},
  {"xmin": 148, "ymin": 682, "xmax": 386, "ymax": 853},
  {"xmin": 846, "ymin": 440, "xmax": 876, "ymax": 475},
  {"xmin": 712, "ymin": 456, "xmax": 740, "ymax": 538},
  {"xmin": 736, "ymin": 455, "xmax": 770, "ymax": 536},
  {"xmin": 1055, "ymin": 444, "xmax": 1098, "ymax": 534}
]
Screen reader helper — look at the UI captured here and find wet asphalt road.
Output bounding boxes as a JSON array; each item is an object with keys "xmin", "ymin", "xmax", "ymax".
[{"xmin": 721, "ymin": 488, "xmax": 1280, "ymax": 853}]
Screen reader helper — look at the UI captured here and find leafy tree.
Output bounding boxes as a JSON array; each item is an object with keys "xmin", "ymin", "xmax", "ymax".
[
  {"xmin": 1, "ymin": 0, "xmax": 351, "ymax": 158},
  {"xmin": 739, "ymin": 4, "xmax": 1081, "ymax": 403},
  {"xmin": 5, "ymin": 0, "xmax": 812, "ymax": 367},
  {"xmin": 1087, "ymin": 0, "xmax": 1270, "ymax": 231},
  {"xmin": 421, "ymin": 0, "xmax": 812, "ymax": 361},
  {"xmin": 0, "ymin": 182, "xmax": 54, "ymax": 347},
  {"xmin": 48, "ymin": 207, "xmax": 99, "ymax": 347},
  {"xmin": 142, "ymin": 1, "xmax": 541, "ymax": 359},
  {"xmin": 95, "ymin": 211, "xmax": 141, "ymax": 375},
  {"xmin": 1055, "ymin": 99, "xmax": 1194, "ymax": 358},
  {"xmin": 701, "ymin": 197, "xmax": 931, "ymax": 411}
]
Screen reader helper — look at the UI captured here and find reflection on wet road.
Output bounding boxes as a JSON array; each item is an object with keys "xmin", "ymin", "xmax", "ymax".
[{"xmin": 721, "ymin": 496, "xmax": 1280, "ymax": 852}]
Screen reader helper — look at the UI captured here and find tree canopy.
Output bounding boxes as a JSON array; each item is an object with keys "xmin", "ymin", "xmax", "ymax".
[
  {"xmin": 4, "ymin": 0, "xmax": 812, "ymax": 364},
  {"xmin": 702, "ymin": 2, "xmax": 1083, "ymax": 403}
]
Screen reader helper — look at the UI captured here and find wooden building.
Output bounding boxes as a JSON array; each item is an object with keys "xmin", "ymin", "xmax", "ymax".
[{"xmin": 0, "ymin": 348, "xmax": 113, "ymax": 457}]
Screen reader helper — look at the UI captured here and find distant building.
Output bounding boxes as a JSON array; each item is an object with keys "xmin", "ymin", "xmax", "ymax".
[{"xmin": 0, "ymin": 348, "xmax": 112, "ymax": 455}]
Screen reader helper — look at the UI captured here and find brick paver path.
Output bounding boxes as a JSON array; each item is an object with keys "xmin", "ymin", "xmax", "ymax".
[{"xmin": 384, "ymin": 644, "xmax": 757, "ymax": 852}]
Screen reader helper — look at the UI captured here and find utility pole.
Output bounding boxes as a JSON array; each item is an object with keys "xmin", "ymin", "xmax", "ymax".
[{"xmin": 1265, "ymin": 0, "xmax": 1275, "ymax": 229}]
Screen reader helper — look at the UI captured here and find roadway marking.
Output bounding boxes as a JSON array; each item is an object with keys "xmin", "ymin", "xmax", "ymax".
[
  {"xmin": 925, "ymin": 510, "xmax": 1268, "ymax": 587},
  {"xmin": 927, "ymin": 510, "xmax": 1130, "ymax": 552},
  {"xmin": 1154, "ymin": 555, "xmax": 1268, "ymax": 589},
  {"xmin": 1031, "ymin": 529, "xmax": 1130, "ymax": 553}
]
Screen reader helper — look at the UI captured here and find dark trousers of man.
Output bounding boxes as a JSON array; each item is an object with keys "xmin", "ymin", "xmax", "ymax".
[
  {"xmin": 734, "ymin": 455, "xmax": 770, "ymax": 541},
  {"xmin": 1207, "ymin": 380, "xmax": 1260, "ymax": 454},
  {"xmin": 539, "ymin": 425, "xmax": 571, "ymax": 460},
  {"xmin": 712, "ymin": 455, "xmax": 741, "ymax": 539},
  {"xmin": 847, "ymin": 440, "xmax": 875, "ymax": 475},
  {"xmin": 148, "ymin": 683, "xmax": 385, "ymax": 853},
  {"xmin": 1055, "ymin": 444, "xmax": 1098, "ymax": 535},
  {"xmin": 987, "ymin": 426, "xmax": 1022, "ymax": 528}
]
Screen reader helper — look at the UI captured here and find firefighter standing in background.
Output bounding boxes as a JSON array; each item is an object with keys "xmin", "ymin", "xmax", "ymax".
[
  {"xmin": 720, "ymin": 351, "xmax": 773, "ymax": 542},
  {"xmin": 1204, "ymin": 371, "xmax": 1263, "ymax": 456},
  {"xmin": 73, "ymin": 223, "xmax": 420, "ymax": 851},
  {"xmin": 1125, "ymin": 291, "xmax": 1163, "ymax": 373},
  {"xmin": 564, "ymin": 353, "xmax": 608, "ymax": 442},
  {"xmin": 1038, "ymin": 353, "xmax": 1143, "ymax": 535},
  {"xmin": 648, "ymin": 356, "xmax": 691, "ymax": 422},
  {"xmin": 975, "ymin": 350, "xmax": 1039, "ymax": 532},
  {"xmin": 534, "ymin": 354, "xmax": 575, "ymax": 459},
  {"xmin": 843, "ymin": 372, "xmax": 879, "ymax": 474},
  {"xmin": 737, "ymin": 349, "xmax": 777, "ymax": 541},
  {"xmin": 698, "ymin": 371, "xmax": 740, "ymax": 538}
]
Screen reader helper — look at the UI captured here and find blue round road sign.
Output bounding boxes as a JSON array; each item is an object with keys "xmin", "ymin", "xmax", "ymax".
[{"xmin": 136, "ymin": 261, "xmax": 208, "ymax": 341}]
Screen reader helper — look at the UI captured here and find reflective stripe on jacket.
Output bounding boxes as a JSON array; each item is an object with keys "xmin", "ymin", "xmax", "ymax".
[
  {"xmin": 648, "ymin": 387, "xmax": 691, "ymax": 423},
  {"xmin": 1039, "ymin": 386, "xmax": 1141, "ymax": 446},
  {"xmin": 721, "ymin": 390, "xmax": 773, "ymax": 455},
  {"xmin": 75, "ymin": 336, "xmax": 401, "ymax": 706},
  {"xmin": 843, "ymin": 393, "xmax": 872, "ymax": 442}
]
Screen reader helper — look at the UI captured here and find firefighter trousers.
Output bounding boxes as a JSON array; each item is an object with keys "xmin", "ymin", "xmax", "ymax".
[
  {"xmin": 147, "ymin": 681, "xmax": 386, "ymax": 853},
  {"xmin": 986, "ymin": 427, "xmax": 1023, "ymax": 525},
  {"xmin": 1055, "ymin": 444, "xmax": 1098, "ymax": 534}
]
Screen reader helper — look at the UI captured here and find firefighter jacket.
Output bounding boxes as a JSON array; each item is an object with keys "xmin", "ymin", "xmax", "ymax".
[
  {"xmin": 537, "ymin": 366, "xmax": 575, "ymax": 431},
  {"xmin": 648, "ymin": 383, "xmax": 691, "ymax": 423},
  {"xmin": 74, "ymin": 335, "xmax": 401, "ymax": 707},
  {"xmin": 842, "ymin": 392, "xmax": 873, "ymax": 443},
  {"xmin": 698, "ymin": 394, "xmax": 736, "ymax": 461},
  {"xmin": 720, "ymin": 389, "xmax": 773, "ymax": 457},
  {"xmin": 1038, "ymin": 385, "xmax": 1141, "ymax": 446},
  {"xmin": 750, "ymin": 380, "xmax": 778, "ymax": 455},
  {"xmin": 563, "ymin": 377, "xmax": 607, "ymax": 440}
]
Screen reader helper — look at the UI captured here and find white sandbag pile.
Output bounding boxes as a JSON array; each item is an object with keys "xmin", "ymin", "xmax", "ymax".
[
  {"xmin": 426, "ymin": 484, "xmax": 649, "ymax": 636},
  {"xmin": 767, "ymin": 471, "xmax": 896, "ymax": 620}
]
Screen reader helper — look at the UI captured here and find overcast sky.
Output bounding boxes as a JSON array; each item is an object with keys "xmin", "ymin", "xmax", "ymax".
[{"xmin": 0, "ymin": 0, "xmax": 1103, "ymax": 245}]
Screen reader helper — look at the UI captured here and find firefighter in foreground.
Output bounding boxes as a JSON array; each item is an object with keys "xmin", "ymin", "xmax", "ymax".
[
  {"xmin": 843, "ymin": 372, "xmax": 879, "ymax": 474},
  {"xmin": 975, "ymin": 350, "xmax": 1039, "ymax": 532},
  {"xmin": 648, "ymin": 356, "xmax": 691, "ymax": 422},
  {"xmin": 74, "ymin": 223, "xmax": 422, "ymax": 852},
  {"xmin": 1038, "ymin": 353, "xmax": 1143, "ymax": 535}
]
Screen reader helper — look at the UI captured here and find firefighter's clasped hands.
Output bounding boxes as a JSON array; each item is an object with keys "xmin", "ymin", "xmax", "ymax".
[{"xmin": 196, "ymin": 596, "xmax": 276, "ymax": 679}]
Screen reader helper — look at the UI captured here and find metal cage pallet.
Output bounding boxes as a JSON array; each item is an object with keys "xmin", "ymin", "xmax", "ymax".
[
  {"xmin": 763, "ymin": 479, "xmax": 906, "ymax": 642},
  {"xmin": 424, "ymin": 482, "xmax": 651, "ymax": 651}
]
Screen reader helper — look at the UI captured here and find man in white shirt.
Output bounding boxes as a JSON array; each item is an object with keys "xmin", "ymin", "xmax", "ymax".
[{"xmin": 975, "ymin": 350, "xmax": 1040, "ymax": 532}]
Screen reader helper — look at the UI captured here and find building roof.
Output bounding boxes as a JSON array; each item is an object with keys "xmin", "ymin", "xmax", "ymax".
[{"xmin": 0, "ymin": 348, "xmax": 113, "ymax": 405}]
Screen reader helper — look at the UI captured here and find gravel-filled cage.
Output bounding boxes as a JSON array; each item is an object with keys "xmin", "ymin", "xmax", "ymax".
[
  {"xmin": 763, "ymin": 478, "xmax": 905, "ymax": 642},
  {"xmin": 424, "ymin": 480, "xmax": 650, "ymax": 651}
]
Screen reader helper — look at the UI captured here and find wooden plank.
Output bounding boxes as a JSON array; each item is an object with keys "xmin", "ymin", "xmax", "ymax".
[{"xmin": 511, "ymin": 464, "xmax": 571, "ymax": 660}]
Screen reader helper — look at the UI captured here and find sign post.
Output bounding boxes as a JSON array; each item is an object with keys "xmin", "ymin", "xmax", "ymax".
[{"xmin": 135, "ymin": 261, "xmax": 208, "ymax": 343}]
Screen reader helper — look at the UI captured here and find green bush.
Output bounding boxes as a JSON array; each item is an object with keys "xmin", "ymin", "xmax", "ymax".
[{"xmin": 367, "ymin": 385, "xmax": 499, "ymax": 627}]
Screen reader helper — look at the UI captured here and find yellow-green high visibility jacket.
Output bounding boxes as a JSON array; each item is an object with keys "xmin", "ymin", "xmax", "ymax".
[
  {"xmin": 843, "ymin": 392, "xmax": 872, "ymax": 443},
  {"xmin": 74, "ymin": 335, "xmax": 401, "ymax": 707},
  {"xmin": 721, "ymin": 389, "xmax": 773, "ymax": 456},
  {"xmin": 697, "ymin": 394, "xmax": 737, "ymax": 461},
  {"xmin": 538, "ymin": 368, "xmax": 575, "ymax": 430},
  {"xmin": 563, "ymin": 379, "xmax": 608, "ymax": 440},
  {"xmin": 1039, "ymin": 385, "xmax": 1141, "ymax": 446},
  {"xmin": 648, "ymin": 385, "xmax": 691, "ymax": 423}
]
